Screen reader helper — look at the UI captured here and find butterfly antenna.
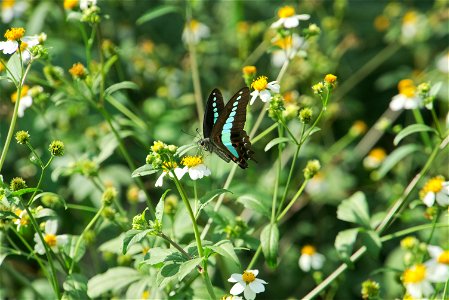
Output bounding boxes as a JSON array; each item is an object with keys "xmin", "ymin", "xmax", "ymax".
[{"xmin": 180, "ymin": 129, "xmax": 196, "ymax": 138}]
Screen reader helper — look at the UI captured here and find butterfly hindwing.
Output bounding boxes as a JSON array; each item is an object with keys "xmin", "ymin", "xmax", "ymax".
[{"xmin": 203, "ymin": 88, "xmax": 224, "ymax": 138}]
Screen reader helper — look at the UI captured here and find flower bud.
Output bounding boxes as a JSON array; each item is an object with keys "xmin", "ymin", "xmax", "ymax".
[
  {"xmin": 324, "ymin": 74, "xmax": 337, "ymax": 87},
  {"xmin": 101, "ymin": 206, "xmax": 116, "ymax": 220},
  {"xmin": 400, "ymin": 236, "xmax": 418, "ymax": 250},
  {"xmin": 361, "ymin": 279, "xmax": 380, "ymax": 300},
  {"xmin": 303, "ymin": 160, "xmax": 321, "ymax": 179},
  {"xmin": 132, "ymin": 213, "xmax": 148, "ymax": 230},
  {"xmin": 164, "ymin": 194, "xmax": 179, "ymax": 215},
  {"xmin": 49, "ymin": 140, "xmax": 65, "ymax": 156},
  {"xmin": 10, "ymin": 177, "xmax": 27, "ymax": 191},
  {"xmin": 102, "ymin": 187, "xmax": 117, "ymax": 206},
  {"xmin": 69, "ymin": 63, "xmax": 87, "ymax": 79},
  {"xmin": 15, "ymin": 130, "xmax": 30, "ymax": 144},
  {"xmin": 299, "ymin": 107, "xmax": 313, "ymax": 124}
]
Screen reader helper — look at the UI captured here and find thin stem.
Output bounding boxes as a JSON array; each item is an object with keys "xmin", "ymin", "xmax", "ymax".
[
  {"xmin": 276, "ymin": 180, "xmax": 308, "ymax": 222},
  {"xmin": 430, "ymin": 107, "xmax": 443, "ymax": 138},
  {"xmin": 271, "ymin": 125, "xmax": 283, "ymax": 222},
  {"xmin": 193, "ymin": 181, "xmax": 198, "ymax": 215},
  {"xmin": 106, "ymin": 95, "xmax": 148, "ymax": 131},
  {"xmin": 277, "ymin": 145, "xmax": 300, "ymax": 216},
  {"xmin": 159, "ymin": 232, "xmax": 203, "ymax": 272},
  {"xmin": 424, "ymin": 208, "xmax": 440, "ymax": 246},
  {"xmin": 412, "ymin": 109, "xmax": 432, "ymax": 149},
  {"xmin": 251, "ymin": 123, "xmax": 277, "ymax": 145},
  {"xmin": 26, "ymin": 142, "xmax": 44, "ymax": 167},
  {"xmin": 247, "ymin": 245, "xmax": 262, "ymax": 270},
  {"xmin": 28, "ymin": 156, "xmax": 53, "ymax": 206}
]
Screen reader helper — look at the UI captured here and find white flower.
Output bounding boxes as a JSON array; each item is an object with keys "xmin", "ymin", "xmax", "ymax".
[
  {"xmin": 250, "ymin": 76, "xmax": 280, "ymax": 105},
  {"xmin": 299, "ymin": 245, "xmax": 325, "ymax": 272},
  {"xmin": 0, "ymin": 40, "xmax": 19, "ymax": 55},
  {"xmin": 1, "ymin": 0, "xmax": 27, "ymax": 23},
  {"xmin": 363, "ymin": 148, "xmax": 386, "ymax": 170},
  {"xmin": 228, "ymin": 270, "xmax": 267, "ymax": 300},
  {"xmin": 13, "ymin": 209, "xmax": 29, "ymax": 231},
  {"xmin": 20, "ymin": 35, "xmax": 41, "ymax": 62},
  {"xmin": 11, "ymin": 85, "xmax": 34, "ymax": 118},
  {"xmin": 181, "ymin": 156, "xmax": 211, "ymax": 180},
  {"xmin": 425, "ymin": 245, "xmax": 449, "ymax": 283},
  {"xmin": 402, "ymin": 264, "xmax": 434, "ymax": 299},
  {"xmin": 271, "ymin": 6, "xmax": 310, "ymax": 29},
  {"xmin": 34, "ymin": 220, "xmax": 68, "ymax": 255},
  {"xmin": 80, "ymin": 0, "xmax": 97, "ymax": 10},
  {"xmin": 155, "ymin": 166, "xmax": 186, "ymax": 187},
  {"xmin": 389, "ymin": 79, "xmax": 421, "ymax": 111},
  {"xmin": 271, "ymin": 34, "xmax": 306, "ymax": 67},
  {"xmin": 420, "ymin": 176, "xmax": 449, "ymax": 207},
  {"xmin": 182, "ymin": 19, "xmax": 210, "ymax": 45},
  {"xmin": 401, "ymin": 11, "xmax": 419, "ymax": 40},
  {"xmin": 436, "ymin": 52, "xmax": 449, "ymax": 74}
]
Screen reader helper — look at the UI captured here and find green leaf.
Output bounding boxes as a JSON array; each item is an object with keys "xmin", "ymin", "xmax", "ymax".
[
  {"xmin": 361, "ymin": 230, "xmax": 382, "ymax": 258},
  {"xmin": 6, "ymin": 53, "xmax": 21, "ymax": 84},
  {"xmin": 160, "ymin": 262, "xmax": 181, "ymax": 278},
  {"xmin": 156, "ymin": 189, "xmax": 171, "ymax": 223},
  {"xmin": 122, "ymin": 229, "xmax": 151, "ymax": 254},
  {"xmin": 260, "ymin": 223, "xmax": 279, "ymax": 268},
  {"xmin": 137, "ymin": 6, "xmax": 180, "ymax": 25},
  {"xmin": 0, "ymin": 252, "xmax": 10, "ymax": 266},
  {"xmin": 142, "ymin": 248, "xmax": 177, "ymax": 265},
  {"xmin": 0, "ymin": 211, "xmax": 20, "ymax": 220},
  {"xmin": 335, "ymin": 228, "xmax": 360, "ymax": 265},
  {"xmin": 104, "ymin": 81, "xmax": 139, "ymax": 97},
  {"xmin": 34, "ymin": 208, "xmax": 57, "ymax": 219},
  {"xmin": 195, "ymin": 189, "xmax": 231, "ymax": 218},
  {"xmin": 375, "ymin": 144, "xmax": 421, "ymax": 179},
  {"xmin": 11, "ymin": 188, "xmax": 41, "ymax": 197},
  {"xmin": 178, "ymin": 257, "xmax": 202, "ymax": 281},
  {"xmin": 307, "ymin": 127, "xmax": 321, "ymax": 137},
  {"xmin": 337, "ymin": 192, "xmax": 371, "ymax": 228},
  {"xmin": 132, "ymin": 164, "xmax": 159, "ymax": 177},
  {"xmin": 63, "ymin": 274, "xmax": 88, "ymax": 300},
  {"xmin": 264, "ymin": 137, "xmax": 291, "ymax": 152},
  {"xmin": 394, "ymin": 124, "xmax": 437, "ymax": 146},
  {"xmin": 63, "ymin": 236, "xmax": 86, "ymax": 262},
  {"xmin": 87, "ymin": 267, "xmax": 142, "ymax": 298},
  {"xmin": 208, "ymin": 240, "xmax": 240, "ymax": 267},
  {"xmin": 430, "ymin": 82, "xmax": 442, "ymax": 96},
  {"xmin": 236, "ymin": 195, "xmax": 270, "ymax": 217}
]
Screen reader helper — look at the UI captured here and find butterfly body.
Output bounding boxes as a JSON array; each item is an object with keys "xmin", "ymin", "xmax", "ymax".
[{"xmin": 199, "ymin": 87, "xmax": 256, "ymax": 169}]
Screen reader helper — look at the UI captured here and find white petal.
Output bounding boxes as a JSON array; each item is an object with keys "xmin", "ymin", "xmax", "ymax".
[
  {"xmin": 155, "ymin": 172, "xmax": 166, "ymax": 187},
  {"xmin": 311, "ymin": 253, "xmax": 325, "ymax": 270},
  {"xmin": 2, "ymin": 8, "xmax": 13, "ymax": 23},
  {"xmin": 270, "ymin": 19, "xmax": 284, "ymax": 28},
  {"xmin": 426, "ymin": 261, "xmax": 449, "ymax": 283},
  {"xmin": 427, "ymin": 245, "xmax": 443, "ymax": 258},
  {"xmin": 406, "ymin": 283, "xmax": 422, "ymax": 298},
  {"xmin": 244, "ymin": 286, "xmax": 256, "ymax": 300},
  {"xmin": 230, "ymin": 282, "xmax": 245, "ymax": 296},
  {"xmin": 420, "ymin": 281, "xmax": 434, "ymax": 297},
  {"xmin": 228, "ymin": 274, "xmax": 242, "ymax": 283},
  {"xmin": 56, "ymin": 235, "xmax": 69, "ymax": 247},
  {"xmin": 22, "ymin": 36, "xmax": 40, "ymax": 47},
  {"xmin": 255, "ymin": 278, "xmax": 268, "ymax": 284},
  {"xmin": 423, "ymin": 192, "xmax": 435, "ymax": 207},
  {"xmin": 34, "ymin": 233, "xmax": 45, "ymax": 255},
  {"xmin": 247, "ymin": 269, "xmax": 259, "ymax": 276},
  {"xmin": 250, "ymin": 91, "xmax": 259, "ymax": 105},
  {"xmin": 259, "ymin": 90, "xmax": 272, "ymax": 102},
  {"xmin": 389, "ymin": 95, "xmax": 405, "ymax": 111},
  {"xmin": 299, "ymin": 254, "xmax": 312, "ymax": 272},
  {"xmin": 403, "ymin": 98, "xmax": 420, "ymax": 109},
  {"xmin": 267, "ymin": 81, "xmax": 280, "ymax": 93},
  {"xmin": 45, "ymin": 219, "xmax": 58, "ymax": 235},
  {"xmin": 189, "ymin": 168, "xmax": 201, "ymax": 180},
  {"xmin": 436, "ymin": 191, "xmax": 449, "ymax": 206},
  {"xmin": 0, "ymin": 40, "xmax": 18, "ymax": 54},
  {"xmin": 173, "ymin": 167, "xmax": 187, "ymax": 180},
  {"xmin": 271, "ymin": 51, "xmax": 287, "ymax": 68},
  {"xmin": 296, "ymin": 14, "xmax": 311, "ymax": 20},
  {"xmin": 249, "ymin": 281, "xmax": 265, "ymax": 293},
  {"xmin": 283, "ymin": 17, "xmax": 299, "ymax": 28}
]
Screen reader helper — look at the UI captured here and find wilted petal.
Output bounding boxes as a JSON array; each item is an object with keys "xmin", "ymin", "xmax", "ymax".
[{"xmin": 230, "ymin": 282, "xmax": 245, "ymax": 296}]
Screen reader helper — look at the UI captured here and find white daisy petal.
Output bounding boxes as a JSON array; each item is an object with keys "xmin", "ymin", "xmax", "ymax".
[
  {"xmin": 311, "ymin": 253, "xmax": 325, "ymax": 270},
  {"xmin": 230, "ymin": 282, "xmax": 245, "ymax": 296},
  {"xmin": 267, "ymin": 82, "xmax": 280, "ymax": 93},
  {"xmin": 0, "ymin": 40, "xmax": 19, "ymax": 54},
  {"xmin": 389, "ymin": 95, "xmax": 405, "ymax": 111},
  {"xmin": 296, "ymin": 14, "xmax": 311, "ymax": 20},
  {"xmin": 244, "ymin": 286, "xmax": 256, "ymax": 300},
  {"xmin": 45, "ymin": 219, "xmax": 58, "ymax": 235},
  {"xmin": 403, "ymin": 98, "xmax": 419, "ymax": 109},
  {"xmin": 255, "ymin": 278, "xmax": 268, "ymax": 284},
  {"xmin": 423, "ymin": 192, "xmax": 435, "ymax": 207},
  {"xmin": 427, "ymin": 245, "xmax": 443, "ymax": 258},
  {"xmin": 249, "ymin": 281, "xmax": 265, "ymax": 293},
  {"xmin": 259, "ymin": 90, "xmax": 272, "ymax": 102},
  {"xmin": 421, "ymin": 281, "xmax": 435, "ymax": 297},
  {"xmin": 56, "ymin": 234, "xmax": 69, "ymax": 248},
  {"xmin": 436, "ymin": 191, "xmax": 449, "ymax": 206},
  {"xmin": 250, "ymin": 91, "xmax": 259, "ymax": 105},
  {"xmin": 284, "ymin": 17, "xmax": 299, "ymax": 28},
  {"xmin": 299, "ymin": 254, "xmax": 312, "ymax": 272},
  {"xmin": 270, "ymin": 19, "xmax": 284, "ymax": 28},
  {"xmin": 406, "ymin": 283, "xmax": 422, "ymax": 298},
  {"xmin": 155, "ymin": 172, "xmax": 166, "ymax": 187},
  {"xmin": 247, "ymin": 269, "xmax": 259, "ymax": 276},
  {"xmin": 228, "ymin": 274, "xmax": 242, "ymax": 283}
]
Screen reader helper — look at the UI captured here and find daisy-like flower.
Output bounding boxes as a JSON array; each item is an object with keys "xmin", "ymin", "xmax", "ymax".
[
  {"xmin": 436, "ymin": 51, "xmax": 449, "ymax": 74},
  {"xmin": 271, "ymin": 34, "xmax": 306, "ymax": 67},
  {"xmin": 34, "ymin": 219, "xmax": 68, "ymax": 255},
  {"xmin": 401, "ymin": 11, "xmax": 419, "ymax": 40},
  {"xmin": 402, "ymin": 264, "xmax": 434, "ymax": 299},
  {"xmin": 228, "ymin": 270, "xmax": 267, "ymax": 300},
  {"xmin": 80, "ymin": 0, "xmax": 97, "ymax": 10},
  {"xmin": 221, "ymin": 295, "xmax": 243, "ymax": 300},
  {"xmin": 155, "ymin": 162, "xmax": 186, "ymax": 187},
  {"xmin": 18, "ymin": 35, "xmax": 41, "ymax": 62},
  {"xmin": 419, "ymin": 176, "xmax": 449, "ymax": 207},
  {"xmin": 250, "ymin": 76, "xmax": 280, "ymax": 105},
  {"xmin": 0, "ymin": 27, "xmax": 25, "ymax": 55},
  {"xmin": 390, "ymin": 79, "xmax": 421, "ymax": 111},
  {"xmin": 11, "ymin": 85, "xmax": 33, "ymax": 118},
  {"xmin": 298, "ymin": 245, "xmax": 325, "ymax": 272},
  {"xmin": 182, "ymin": 19, "xmax": 210, "ymax": 45},
  {"xmin": 271, "ymin": 5, "xmax": 310, "ymax": 29},
  {"xmin": 425, "ymin": 245, "xmax": 449, "ymax": 283},
  {"xmin": 363, "ymin": 147, "xmax": 387, "ymax": 169},
  {"xmin": 13, "ymin": 208, "xmax": 30, "ymax": 231},
  {"xmin": 2, "ymin": 0, "xmax": 27, "ymax": 23},
  {"xmin": 181, "ymin": 156, "xmax": 211, "ymax": 180}
]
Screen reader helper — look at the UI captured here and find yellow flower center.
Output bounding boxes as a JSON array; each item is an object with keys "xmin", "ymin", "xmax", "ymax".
[
  {"xmin": 424, "ymin": 177, "xmax": 444, "ymax": 193},
  {"xmin": 64, "ymin": 0, "xmax": 79, "ymax": 10},
  {"xmin": 188, "ymin": 19, "xmax": 200, "ymax": 31},
  {"xmin": 402, "ymin": 264, "xmax": 426, "ymax": 284},
  {"xmin": 141, "ymin": 290, "xmax": 150, "ymax": 299},
  {"xmin": 242, "ymin": 65, "xmax": 256, "ymax": 75},
  {"xmin": 324, "ymin": 74, "xmax": 337, "ymax": 84},
  {"xmin": 0, "ymin": 63, "xmax": 5, "ymax": 72},
  {"xmin": 403, "ymin": 11, "xmax": 417, "ymax": 24},
  {"xmin": 374, "ymin": 15, "xmax": 390, "ymax": 32},
  {"xmin": 351, "ymin": 120, "xmax": 367, "ymax": 135},
  {"xmin": 400, "ymin": 236, "xmax": 417, "ymax": 249},
  {"xmin": 400, "ymin": 86, "xmax": 416, "ymax": 98},
  {"xmin": 142, "ymin": 246, "xmax": 150, "ymax": 255},
  {"xmin": 11, "ymin": 85, "xmax": 30, "ymax": 103},
  {"xmin": 181, "ymin": 156, "xmax": 203, "ymax": 168},
  {"xmin": 242, "ymin": 271, "xmax": 256, "ymax": 284},
  {"xmin": 301, "ymin": 245, "xmax": 316, "ymax": 255},
  {"xmin": 368, "ymin": 148, "xmax": 386, "ymax": 161},
  {"xmin": 162, "ymin": 161, "xmax": 178, "ymax": 171},
  {"xmin": 251, "ymin": 76, "xmax": 268, "ymax": 91},
  {"xmin": 4, "ymin": 27, "xmax": 25, "ymax": 41},
  {"xmin": 2, "ymin": 0, "xmax": 15, "ymax": 9},
  {"xmin": 19, "ymin": 41, "xmax": 28, "ymax": 52},
  {"xmin": 141, "ymin": 40, "xmax": 154, "ymax": 54},
  {"xmin": 278, "ymin": 6, "xmax": 296, "ymax": 18},
  {"xmin": 398, "ymin": 79, "xmax": 414, "ymax": 90},
  {"xmin": 151, "ymin": 141, "xmax": 165, "ymax": 152},
  {"xmin": 44, "ymin": 234, "xmax": 57, "ymax": 247},
  {"xmin": 437, "ymin": 251, "xmax": 449, "ymax": 265},
  {"xmin": 273, "ymin": 36, "xmax": 293, "ymax": 50},
  {"xmin": 69, "ymin": 62, "xmax": 86, "ymax": 78}
]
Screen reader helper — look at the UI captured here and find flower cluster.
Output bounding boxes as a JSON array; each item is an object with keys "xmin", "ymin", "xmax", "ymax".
[
  {"xmin": 0, "ymin": 27, "xmax": 46, "ymax": 61},
  {"xmin": 312, "ymin": 74, "xmax": 337, "ymax": 100}
]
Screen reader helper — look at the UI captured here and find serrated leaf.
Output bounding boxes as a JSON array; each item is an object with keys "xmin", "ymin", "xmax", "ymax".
[
  {"xmin": 337, "ymin": 192, "xmax": 371, "ymax": 228},
  {"xmin": 104, "ymin": 81, "xmax": 139, "ymax": 97},
  {"xmin": 361, "ymin": 230, "xmax": 382, "ymax": 258},
  {"xmin": 264, "ymin": 137, "xmax": 291, "ymax": 152},
  {"xmin": 394, "ymin": 124, "xmax": 436, "ymax": 146},
  {"xmin": 236, "ymin": 195, "xmax": 270, "ymax": 217},
  {"xmin": 122, "ymin": 229, "xmax": 151, "ymax": 254},
  {"xmin": 137, "ymin": 6, "xmax": 180, "ymax": 25},
  {"xmin": 142, "ymin": 248, "xmax": 176, "ymax": 265},
  {"xmin": 335, "ymin": 228, "xmax": 360, "ymax": 265},
  {"xmin": 11, "ymin": 188, "xmax": 40, "ymax": 197},
  {"xmin": 208, "ymin": 240, "xmax": 240, "ymax": 267},
  {"xmin": 260, "ymin": 223, "xmax": 279, "ymax": 268},
  {"xmin": 132, "ymin": 164, "xmax": 159, "ymax": 177},
  {"xmin": 178, "ymin": 257, "xmax": 202, "ymax": 281},
  {"xmin": 375, "ymin": 144, "xmax": 421, "ymax": 179},
  {"xmin": 63, "ymin": 274, "xmax": 88, "ymax": 300},
  {"xmin": 87, "ymin": 267, "xmax": 142, "ymax": 298}
]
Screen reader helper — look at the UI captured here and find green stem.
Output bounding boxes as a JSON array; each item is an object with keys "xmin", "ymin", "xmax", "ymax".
[
  {"xmin": 271, "ymin": 125, "xmax": 283, "ymax": 222},
  {"xmin": 172, "ymin": 173, "xmax": 215, "ymax": 300},
  {"xmin": 380, "ymin": 223, "xmax": 448, "ymax": 243},
  {"xmin": 430, "ymin": 107, "xmax": 443, "ymax": 138},
  {"xmin": 424, "ymin": 208, "xmax": 440, "ymax": 246},
  {"xmin": 159, "ymin": 232, "xmax": 203, "ymax": 272},
  {"xmin": 277, "ymin": 145, "xmax": 301, "ymax": 216},
  {"xmin": 28, "ymin": 156, "xmax": 53, "ymax": 206},
  {"xmin": 69, "ymin": 206, "xmax": 104, "ymax": 274},
  {"xmin": 247, "ymin": 245, "xmax": 262, "ymax": 270},
  {"xmin": 66, "ymin": 204, "xmax": 98, "ymax": 213},
  {"xmin": 26, "ymin": 142, "xmax": 44, "ymax": 167},
  {"xmin": 193, "ymin": 180, "xmax": 198, "ymax": 215},
  {"xmin": 106, "ymin": 95, "xmax": 148, "ymax": 131},
  {"xmin": 276, "ymin": 180, "xmax": 308, "ymax": 222},
  {"xmin": 412, "ymin": 109, "xmax": 432, "ymax": 149},
  {"xmin": 251, "ymin": 123, "xmax": 277, "ymax": 144}
]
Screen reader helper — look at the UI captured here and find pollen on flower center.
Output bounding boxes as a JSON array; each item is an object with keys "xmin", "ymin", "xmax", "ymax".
[
  {"xmin": 403, "ymin": 264, "xmax": 426, "ymax": 284},
  {"xmin": 273, "ymin": 36, "xmax": 293, "ymax": 50},
  {"xmin": 278, "ymin": 6, "xmax": 296, "ymax": 18},
  {"xmin": 423, "ymin": 177, "xmax": 444, "ymax": 193},
  {"xmin": 11, "ymin": 85, "xmax": 30, "ymax": 103},
  {"xmin": 4, "ymin": 28, "xmax": 25, "ymax": 41},
  {"xmin": 301, "ymin": 245, "xmax": 316, "ymax": 255},
  {"xmin": 242, "ymin": 271, "xmax": 256, "ymax": 284},
  {"xmin": 2, "ymin": 0, "xmax": 15, "ymax": 9},
  {"xmin": 369, "ymin": 148, "xmax": 386, "ymax": 161},
  {"xmin": 437, "ymin": 251, "xmax": 449, "ymax": 265},
  {"xmin": 162, "ymin": 161, "xmax": 178, "ymax": 171},
  {"xmin": 44, "ymin": 234, "xmax": 57, "ymax": 247},
  {"xmin": 181, "ymin": 156, "xmax": 203, "ymax": 168},
  {"xmin": 400, "ymin": 86, "xmax": 416, "ymax": 98},
  {"xmin": 252, "ymin": 76, "xmax": 268, "ymax": 91}
]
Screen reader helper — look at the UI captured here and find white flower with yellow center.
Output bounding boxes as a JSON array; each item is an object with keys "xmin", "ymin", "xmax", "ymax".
[
  {"xmin": 436, "ymin": 51, "xmax": 449, "ymax": 74},
  {"xmin": 34, "ymin": 220, "xmax": 68, "ymax": 255},
  {"xmin": 271, "ymin": 6, "xmax": 310, "ymax": 29},
  {"xmin": 271, "ymin": 34, "xmax": 306, "ymax": 67},
  {"xmin": 298, "ymin": 245, "xmax": 325, "ymax": 272},
  {"xmin": 228, "ymin": 270, "xmax": 267, "ymax": 300},
  {"xmin": 402, "ymin": 264, "xmax": 434, "ymax": 298},
  {"xmin": 363, "ymin": 147, "xmax": 387, "ymax": 170},
  {"xmin": 11, "ymin": 85, "xmax": 34, "ymax": 118},
  {"xmin": 425, "ymin": 245, "xmax": 449, "ymax": 283},
  {"xmin": 221, "ymin": 295, "xmax": 243, "ymax": 300},
  {"xmin": 155, "ymin": 162, "xmax": 186, "ymax": 187},
  {"xmin": 419, "ymin": 176, "xmax": 449, "ymax": 207},
  {"xmin": 182, "ymin": 19, "xmax": 210, "ymax": 45},
  {"xmin": 250, "ymin": 76, "xmax": 280, "ymax": 105},
  {"xmin": 181, "ymin": 156, "xmax": 211, "ymax": 180},
  {"xmin": 13, "ymin": 208, "xmax": 30, "ymax": 230},
  {"xmin": 401, "ymin": 11, "xmax": 419, "ymax": 40},
  {"xmin": 0, "ymin": 27, "xmax": 25, "ymax": 54},
  {"xmin": 80, "ymin": 0, "xmax": 97, "ymax": 10},
  {"xmin": 1, "ymin": 0, "xmax": 27, "ymax": 23},
  {"xmin": 390, "ymin": 79, "xmax": 421, "ymax": 111}
]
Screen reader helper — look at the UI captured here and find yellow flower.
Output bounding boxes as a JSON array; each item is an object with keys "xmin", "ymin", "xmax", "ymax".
[
  {"xmin": 374, "ymin": 15, "xmax": 390, "ymax": 32},
  {"xmin": 350, "ymin": 120, "xmax": 367, "ymax": 136},
  {"xmin": 324, "ymin": 74, "xmax": 337, "ymax": 85},
  {"xmin": 403, "ymin": 264, "xmax": 426, "ymax": 284},
  {"xmin": 181, "ymin": 156, "xmax": 203, "ymax": 168},
  {"xmin": 419, "ymin": 176, "xmax": 449, "ymax": 207},
  {"xmin": 301, "ymin": 245, "xmax": 316, "ymax": 255},
  {"xmin": 4, "ymin": 27, "xmax": 25, "ymax": 41},
  {"xmin": 242, "ymin": 65, "xmax": 256, "ymax": 76},
  {"xmin": 63, "ymin": 0, "xmax": 78, "ymax": 10},
  {"xmin": 11, "ymin": 85, "xmax": 30, "ymax": 103},
  {"xmin": 69, "ymin": 62, "xmax": 87, "ymax": 79},
  {"xmin": 363, "ymin": 147, "xmax": 386, "ymax": 169},
  {"xmin": 277, "ymin": 6, "xmax": 296, "ymax": 19}
]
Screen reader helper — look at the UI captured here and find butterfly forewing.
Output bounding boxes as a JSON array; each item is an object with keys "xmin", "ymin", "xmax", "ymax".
[{"xmin": 203, "ymin": 88, "xmax": 224, "ymax": 138}]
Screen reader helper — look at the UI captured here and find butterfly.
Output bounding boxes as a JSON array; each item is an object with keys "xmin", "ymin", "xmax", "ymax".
[{"xmin": 198, "ymin": 87, "xmax": 256, "ymax": 169}]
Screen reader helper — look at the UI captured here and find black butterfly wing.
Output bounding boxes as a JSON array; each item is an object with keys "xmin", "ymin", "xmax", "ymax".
[
  {"xmin": 210, "ymin": 87, "xmax": 256, "ymax": 169},
  {"xmin": 203, "ymin": 88, "xmax": 225, "ymax": 138}
]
